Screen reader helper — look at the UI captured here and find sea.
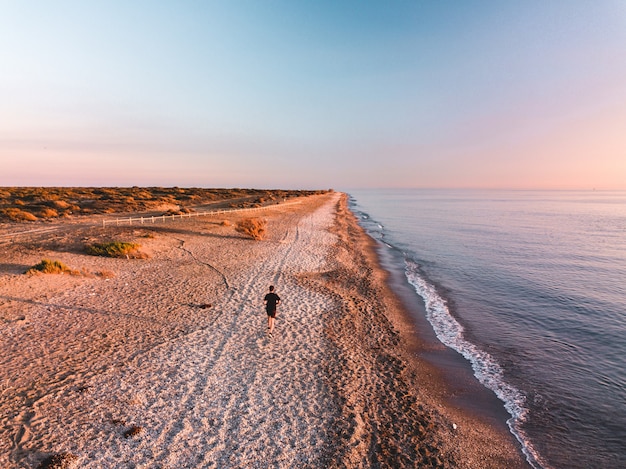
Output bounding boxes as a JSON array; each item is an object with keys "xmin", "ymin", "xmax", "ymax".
[{"xmin": 347, "ymin": 189, "xmax": 626, "ymax": 469}]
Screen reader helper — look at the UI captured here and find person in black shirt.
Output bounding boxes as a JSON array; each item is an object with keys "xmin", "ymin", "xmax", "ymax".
[{"xmin": 263, "ymin": 285, "xmax": 280, "ymax": 337}]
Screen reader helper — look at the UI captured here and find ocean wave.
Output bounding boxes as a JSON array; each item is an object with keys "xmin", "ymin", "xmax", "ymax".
[{"xmin": 404, "ymin": 259, "xmax": 548, "ymax": 469}]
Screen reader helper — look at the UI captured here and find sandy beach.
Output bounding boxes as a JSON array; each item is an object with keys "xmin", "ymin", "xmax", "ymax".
[{"xmin": 0, "ymin": 192, "xmax": 528, "ymax": 468}]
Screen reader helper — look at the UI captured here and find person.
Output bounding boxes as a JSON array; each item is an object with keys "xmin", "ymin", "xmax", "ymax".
[{"xmin": 263, "ymin": 285, "xmax": 280, "ymax": 336}]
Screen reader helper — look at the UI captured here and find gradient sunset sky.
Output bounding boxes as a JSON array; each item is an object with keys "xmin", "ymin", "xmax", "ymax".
[{"xmin": 2, "ymin": 1, "xmax": 626, "ymax": 189}]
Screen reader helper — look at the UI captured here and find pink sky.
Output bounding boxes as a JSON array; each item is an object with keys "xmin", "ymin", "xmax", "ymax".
[{"xmin": 2, "ymin": 2, "xmax": 625, "ymax": 190}]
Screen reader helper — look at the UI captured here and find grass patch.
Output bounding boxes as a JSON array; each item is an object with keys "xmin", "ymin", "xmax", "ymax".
[
  {"xmin": 85, "ymin": 241, "xmax": 147, "ymax": 258},
  {"xmin": 236, "ymin": 218, "xmax": 267, "ymax": 240},
  {"xmin": 26, "ymin": 259, "xmax": 79, "ymax": 275}
]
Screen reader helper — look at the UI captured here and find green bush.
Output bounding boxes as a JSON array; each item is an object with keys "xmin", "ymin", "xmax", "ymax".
[{"xmin": 85, "ymin": 242, "xmax": 143, "ymax": 258}]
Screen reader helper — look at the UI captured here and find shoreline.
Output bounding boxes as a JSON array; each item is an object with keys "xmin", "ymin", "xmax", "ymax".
[
  {"xmin": 356, "ymin": 205, "xmax": 516, "ymax": 434},
  {"xmin": 0, "ymin": 191, "xmax": 527, "ymax": 468},
  {"xmin": 319, "ymin": 194, "xmax": 529, "ymax": 468}
]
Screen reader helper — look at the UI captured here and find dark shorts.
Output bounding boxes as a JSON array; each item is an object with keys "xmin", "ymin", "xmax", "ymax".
[{"xmin": 266, "ymin": 309, "xmax": 276, "ymax": 318}]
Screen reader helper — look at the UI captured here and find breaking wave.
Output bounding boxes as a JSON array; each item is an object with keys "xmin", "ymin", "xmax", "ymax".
[{"xmin": 404, "ymin": 259, "xmax": 548, "ymax": 469}]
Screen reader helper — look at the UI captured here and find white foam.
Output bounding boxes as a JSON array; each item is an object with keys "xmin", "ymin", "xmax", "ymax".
[{"xmin": 404, "ymin": 259, "xmax": 549, "ymax": 469}]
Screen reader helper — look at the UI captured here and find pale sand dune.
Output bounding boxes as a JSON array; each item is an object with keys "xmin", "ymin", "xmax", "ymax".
[{"xmin": 0, "ymin": 193, "xmax": 527, "ymax": 468}]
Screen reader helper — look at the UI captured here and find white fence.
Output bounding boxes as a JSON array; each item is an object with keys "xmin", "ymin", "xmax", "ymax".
[{"xmin": 102, "ymin": 200, "xmax": 301, "ymax": 227}]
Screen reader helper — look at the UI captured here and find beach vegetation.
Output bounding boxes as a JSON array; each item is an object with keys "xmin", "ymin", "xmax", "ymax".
[
  {"xmin": 164, "ymin": 206, "xmax": 193, "ymax": 216},
  {"xmin": 0, "ymin": 187, "xmax": 331, "ymax": 222},
  {"xmin": 50, "ymin": 200, "xmax": 71, "ymax": 210},
  {"xmin": 96, "ymin": 269, "xmax": 116, "ymax": 279},
  {"xmin": 236, "ymin": 217, "xmax": 267, "ymax": 240},
  {"xmin": 38, "ymin": 208, "xmax": 59, "ymax": 219},
  {"xmin": 26, "ymin": 259, "xmax": 79, "ymax": 275},
  {"xmin": 1, "ymin": 208, "xmax": 38, "ymax": 222},
  {"xmin": 85, "ymin": 241, "xmax": 147, "ymax": 258}
]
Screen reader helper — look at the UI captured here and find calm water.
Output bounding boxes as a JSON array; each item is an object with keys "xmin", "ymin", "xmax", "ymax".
[{"xmin": 348, "ymin": 189, "xmax": 626, "ymax": 469}]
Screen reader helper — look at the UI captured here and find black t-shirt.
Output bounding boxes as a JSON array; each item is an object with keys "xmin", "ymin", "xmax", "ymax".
[{"xmin": 264, "ymin": 292, "xmax": 280, "ymax": 312}]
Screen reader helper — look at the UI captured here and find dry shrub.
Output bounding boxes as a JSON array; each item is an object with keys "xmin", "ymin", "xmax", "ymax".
[
  {"xmin": 221, "ymin": 220, "xmax": 232, "ymax": 227},
  {"xmin": 236, "ymin": 218, "xmax": 267, "ymax": 240},
  {"xmin": 39, "ymin": 208, "xmax": 59, "ymax": 218},
  {"xmin": 1, "ymin": 208, "xmax": 37, "ymax": 222},
  {"xmin": 26, "ymin": 259, "xmax": 79, "ymax": 275},
  {"xmin": 96, "ymin": 270, "xmax": 115, "ymax": 279},
  {"xmin": 79, "ymin": 267, "xmax": 94, "ymax": 278},
  {"xmin": 38, "ymin": 192, "xmax": 60, "ymax": 202},
  {"xmin": 134, "ymin": 190, "xmax": 153, "ymax": 200},
  {"xmin": 51, "ymin": 200, "xmax": 71, "ymax": 209},
  {"xmin": 37, "ymin": 452, "xmax": 78, "ymax": 469}
]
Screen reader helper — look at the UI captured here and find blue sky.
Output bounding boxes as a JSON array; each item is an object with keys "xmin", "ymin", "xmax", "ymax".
[{"xmin": 2, "ymin": 1, "xmax": 626, "ymax": 189}]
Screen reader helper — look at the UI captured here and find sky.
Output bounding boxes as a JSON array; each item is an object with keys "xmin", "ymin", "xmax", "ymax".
[{"xmin": 1, "ymin": 1, "xmax": 626, "ymax": 190}]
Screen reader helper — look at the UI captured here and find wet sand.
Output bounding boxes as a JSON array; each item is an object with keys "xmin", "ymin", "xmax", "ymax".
[{"xmin": 0, "ymin": 192, "xmax": 528, "ymax": 468}]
